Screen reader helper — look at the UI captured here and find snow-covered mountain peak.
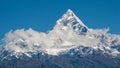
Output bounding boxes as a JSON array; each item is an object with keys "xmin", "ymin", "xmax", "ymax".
[
  {"xmin": 57, "ymin": 9, "xmax": 86, "ymax": 26},
  {"xmin": 1, "ymin": 9, "xmax": 120, "ymax": 61},
  {"xmin": 55, "ymin": 9, "xmax": 88, "ymax": 34},
  {"xmin": 63, "ymin": 9, "xmax": 74, "ymax": 18}
]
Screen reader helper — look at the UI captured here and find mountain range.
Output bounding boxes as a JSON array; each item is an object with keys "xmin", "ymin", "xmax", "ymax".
[{"xmin": 0, "ymin": 9, "xmax": 120, "ymax": 68}]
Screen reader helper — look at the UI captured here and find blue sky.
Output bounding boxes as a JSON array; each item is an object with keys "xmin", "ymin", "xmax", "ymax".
[{"xmin": 0, "ymin": 0, "xmax": 120, "ymax": 39}]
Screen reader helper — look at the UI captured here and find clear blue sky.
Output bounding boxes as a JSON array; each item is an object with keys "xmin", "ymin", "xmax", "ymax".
[{"xmin": 0, "ymin": 0, "xmax": 120, "ymax": 39}]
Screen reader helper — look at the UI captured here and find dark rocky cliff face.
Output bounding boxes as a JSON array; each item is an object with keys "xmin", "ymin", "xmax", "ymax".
[{"xmin": 0, "ymin": 55, "xmax": 120, "ymax": 68}]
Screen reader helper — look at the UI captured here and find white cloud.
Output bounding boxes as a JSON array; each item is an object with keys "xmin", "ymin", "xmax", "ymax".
[{"xmin": 1, "ymin": 24, "xmax": 120, "ymax": 56}]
